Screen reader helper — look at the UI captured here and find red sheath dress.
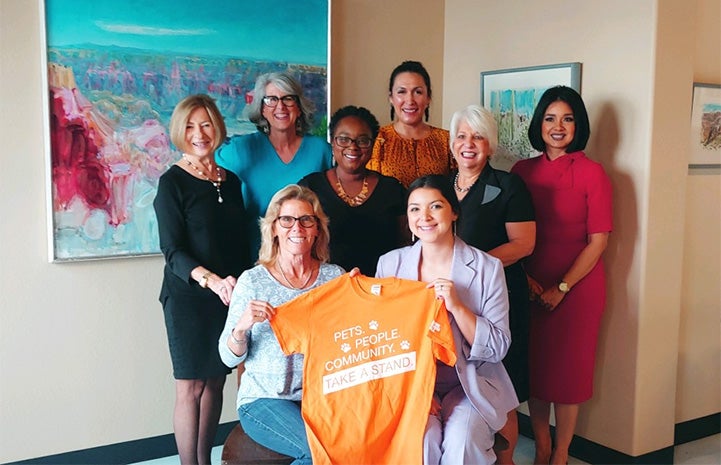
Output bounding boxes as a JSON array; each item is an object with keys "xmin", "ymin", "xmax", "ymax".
[{"xmin": 512, "ymin": 151, "xmax": 612, "ymax": 403}]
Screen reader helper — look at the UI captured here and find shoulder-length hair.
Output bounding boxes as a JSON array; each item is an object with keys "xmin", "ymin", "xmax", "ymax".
[
  {"xmin": 407, "ymin": 175, "xmax": 460, "ymax": 218},
  {"xmin": 246, "ymin": 72, "xmax": 315, "ymax": 135},
  {"xmin": 449, "ymin": 104, "xmax": 498, "ymax": 155},
  {"xmin": 527, "ymin": 85, "xmax": 590, "ymax": 153},
  {"xmin": 257, "ymin": 184, "xmax": 330, "ymax": 266},
  {"xmin": 169, "ymin": 94, "xmax": 227, "ymax": 151}
]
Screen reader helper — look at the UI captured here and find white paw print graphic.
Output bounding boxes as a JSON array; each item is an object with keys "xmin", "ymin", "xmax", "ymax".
[
  {"xmin": 340, "ymin": 343, "xmax": 351, "ymax": 353},
  {"xmin": 400, "ymin": 340, "xmax": 410, "ymax": 350},
  {"xmin": 369, "ymin": 320, "xmax": 379, "ymax": 330},
  {"xmin": 429, "ymin": 321, "xmax": 441, "ymax": 332}
]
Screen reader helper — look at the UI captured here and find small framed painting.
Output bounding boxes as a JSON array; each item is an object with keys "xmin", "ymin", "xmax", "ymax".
[
  {"xmin": 689, "ymin": 83, "xmax": 721, "ymax": 167},
  {"xmin": 481, "ymin": 62, "xmax": 581, "ymax": 170}
]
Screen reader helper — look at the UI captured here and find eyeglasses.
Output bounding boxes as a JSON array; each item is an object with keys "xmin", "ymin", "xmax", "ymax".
[
  {"xmin": 276, "ymin": 215, "xmax": 318, "ymax": 228},
  {"xmin": 262, "ymin": 95, "xmax": 298, "ymax": 108},
  {"xmin": 333, "ymin": 135, "xmax": 374, "ymax": 149}
]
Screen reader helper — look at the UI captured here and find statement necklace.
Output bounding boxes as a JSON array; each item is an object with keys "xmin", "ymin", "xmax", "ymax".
[
  {"xmin": 277, "ymin": 263, "xmax": 314, "ymax": 290},
  {"xmin": 183, "ymin": 154, "xmax": 223, "ymax": 203},
  {"xmin": 335, "ymin": 168, "xmax": 369, "ymax": 206},
  {"xmin": 454, "ymin": 172, "xmax": 477, "ymax": 194}
]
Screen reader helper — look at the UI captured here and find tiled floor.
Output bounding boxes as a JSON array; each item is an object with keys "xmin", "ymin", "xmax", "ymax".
[
  {"xmin": 134, "ymin": 433, "xmax": 721, "ymax": 465},
  {"xmin": 514, "ymin": 434, "xmax": 590, "ymax": 464},
  {"xmin": 673, "ymin": 434, "xmax": 721, "ymax": 465}
]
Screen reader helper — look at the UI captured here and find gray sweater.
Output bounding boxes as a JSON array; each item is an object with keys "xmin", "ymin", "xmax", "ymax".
[{"xmin": 219, "ymin": 263, "xmax": 345, "ymax": 408}]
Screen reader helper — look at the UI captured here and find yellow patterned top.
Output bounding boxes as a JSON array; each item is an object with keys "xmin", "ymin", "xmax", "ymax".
[{"xmin": 367, "ymin": 124, "xmax": 453, "ymax": 188}]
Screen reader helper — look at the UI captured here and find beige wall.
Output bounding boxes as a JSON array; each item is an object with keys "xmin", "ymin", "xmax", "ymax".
[
  {"xmin": 638, "ymin": 0, "xmax": 695, "ymax": 449},
  {"xmin": 1, "ymin": 4, "xmax": 178, "ymax": 460},
  {"xmin": 330, "ymin": 0, "xmax": 446, "ymax": 127},
  {"xmin": 676, "ymin": 0, "xmax": 721, "ymax": 423},
  {"xmin": 444, "ymin": 0, "xmax": 657, "ymax": 453},
  {"xmin": 0, "ymin": 0, "xmax": 445, "ymax": 461},
  {"xmin": 443, "ymin": 0, "xmax": 720, "ymax": 457},
  {"xmin": 0, "ymin": 0, "xmax": 718, "ymax": 462}
]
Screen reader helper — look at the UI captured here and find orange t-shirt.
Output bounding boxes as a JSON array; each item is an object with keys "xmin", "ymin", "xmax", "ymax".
[{"xmin": 271, "ymin": 274, "xmax": 456, "ymax": 465}]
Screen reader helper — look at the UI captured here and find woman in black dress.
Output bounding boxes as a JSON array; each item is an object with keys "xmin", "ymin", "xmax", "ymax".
[
  {"xmin": 299, "ymin": 105, "xmax": 406, "ymax": 275},
  {"xmin": 154, "ymin": 94, "xmax": 250, "ymax": 465},
  {"xmin": 448, "ymin": 104, "xmax": 536, "ymax": 464}
]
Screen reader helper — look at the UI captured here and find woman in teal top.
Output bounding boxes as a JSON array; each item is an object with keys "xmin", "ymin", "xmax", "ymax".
[{"xmin": 216, "ymin": 72, "xmax": 333, "ymax": 259}]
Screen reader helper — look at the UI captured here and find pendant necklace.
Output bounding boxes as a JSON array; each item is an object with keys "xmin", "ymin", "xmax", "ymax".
[
  {"xmin": 183, "ymin": 154, "xmax": 223, "ymax": 203},
  {"xmin": 335, "ymin": 168, "xmax": 369, "ymax": 206},
  {"xmin": 454, "ymin": 172, "xmax": 477, "ymax": 194},
  {"xmin": 277, "ymin": 263, "xmax": 314, "ymax": 290}
]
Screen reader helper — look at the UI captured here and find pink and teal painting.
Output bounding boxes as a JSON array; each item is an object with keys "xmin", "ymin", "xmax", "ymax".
[{"xmin": 45, "ymin": 0, "xmax": 328, "ymax": 260}]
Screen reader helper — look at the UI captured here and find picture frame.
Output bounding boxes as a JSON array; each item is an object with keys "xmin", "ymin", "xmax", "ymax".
[
  {"xmin": 41, "ymin": 0, "xmax": 330, "ymax": 262},
  {"xmin": 480, "ymin": 62, "xmax": 581, "ymax": 170},
  {"xmin": 689, "ymin": 82, "xmax": 721, "ymax": 167}
]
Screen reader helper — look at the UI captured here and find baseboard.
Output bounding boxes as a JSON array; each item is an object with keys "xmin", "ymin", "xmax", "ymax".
[
  {"xmin": 7, "ymin": 412, "xmax": 718, "ymax": 464},
  {"xmin": 674, "ymin": 412, "xmax": 721, "ymax": 445},
  {"xmin": 517, "ymin": 413, "xmax": 721, "ymax": 464},
  {"xmin": 566, "ymin": 432, "xmax": 673, "ymax": 465},
  {"xmin": 2, "ymin": 421, "xmax": 237, "ymax": 465}
]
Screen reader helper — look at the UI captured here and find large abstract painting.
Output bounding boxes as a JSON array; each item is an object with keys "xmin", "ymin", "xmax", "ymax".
[
  {"xmin": 42, "ymin": 0, "xmax": 329, "ymax": 261},
  {"xmin": 481, "ymin": 62, "xmax": 581, "ymax": 171}
]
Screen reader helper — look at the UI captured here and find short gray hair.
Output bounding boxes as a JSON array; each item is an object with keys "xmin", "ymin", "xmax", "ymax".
[{"xmin": 449, "ymin": 104, "xmax": 498, "ymax": 155}]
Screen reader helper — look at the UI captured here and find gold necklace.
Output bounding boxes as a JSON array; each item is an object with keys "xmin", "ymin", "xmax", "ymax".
[
  {"xmin": 335, "ymin": 168, "xmax": 369, "ymax": 206},
  {"xmin": 183, "ymin": 154, "xmax": 223, "ymax": 203},
  {"xmin": 277, "ymin": 263, "xmax": 315, "ymax": 290}
]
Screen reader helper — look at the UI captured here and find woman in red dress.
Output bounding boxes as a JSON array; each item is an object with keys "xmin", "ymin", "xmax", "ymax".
[{"xmin": 511, "ymin": 86, "xmax": 612, "ymax": 465}]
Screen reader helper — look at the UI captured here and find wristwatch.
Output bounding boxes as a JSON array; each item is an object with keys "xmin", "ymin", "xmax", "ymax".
[{"xmin": 558, "ymin": 281, "xmax": 570, "ymax": 293}]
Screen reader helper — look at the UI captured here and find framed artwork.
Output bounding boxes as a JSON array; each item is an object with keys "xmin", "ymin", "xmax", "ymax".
[
  {"xmin": 480, "ymin": 62, "xmax": 581, "ymax": 171},
  {"xmin": 41, "ymin": 0, "xmax": 329, "ymax": 261},
  {"xmin": 689, "ymin": 83, "xmax": 721, "ymax": 167}
]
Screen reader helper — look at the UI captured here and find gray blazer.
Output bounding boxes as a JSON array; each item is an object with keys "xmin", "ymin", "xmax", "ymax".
[{"xmin": 376, "ymin": 238, "xmax": 519, "ymax": 431}]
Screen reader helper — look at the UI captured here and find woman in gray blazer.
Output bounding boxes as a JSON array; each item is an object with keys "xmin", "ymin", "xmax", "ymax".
[{"xmin": 376, "ymin": 175, "xmax": 518, "ymax": 465}]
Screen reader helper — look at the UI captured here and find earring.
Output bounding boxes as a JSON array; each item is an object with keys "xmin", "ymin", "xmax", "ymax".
[
  {"xmin": 424, "ymin": 107, "xmax": 430, "ymax": 122},
  {"xmin": 453, "ymin": 221, "xmax": 457, "ymax": 236},
  {"xmin": 411, "ymin": 233, "xmax": 416, "ymax": 243}
]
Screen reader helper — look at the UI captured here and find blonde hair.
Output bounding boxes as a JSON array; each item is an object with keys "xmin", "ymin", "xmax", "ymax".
[
  {"xmin": 169, "ymin": 94, "xmax": 227, "ymax": 152},
  {"xmin": 257, "ymin": 184, "xmax": 331, "ymax": 266},
  {"xmin": 449, "ymin": 104, "xmax": 498, "ymax": 155}
]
